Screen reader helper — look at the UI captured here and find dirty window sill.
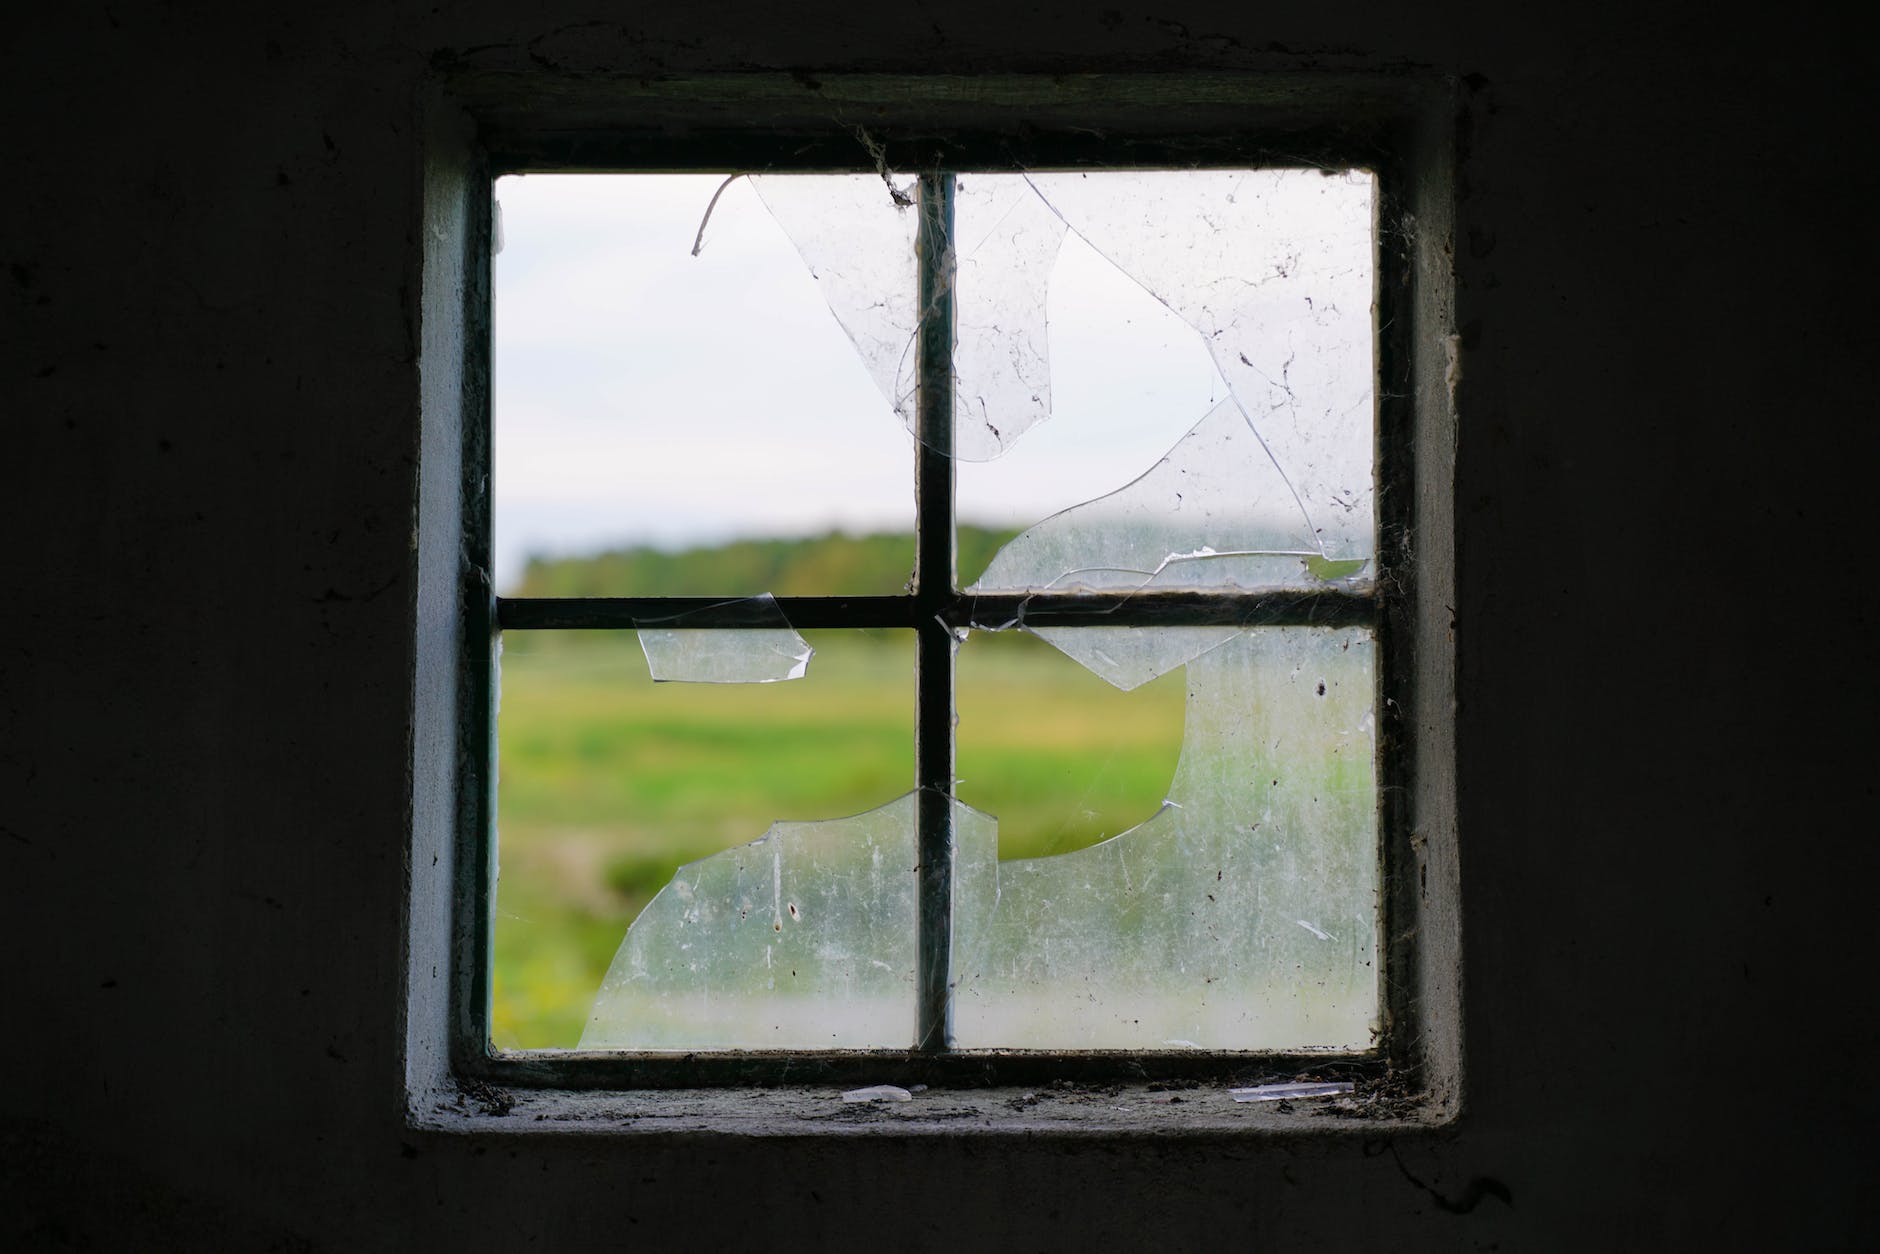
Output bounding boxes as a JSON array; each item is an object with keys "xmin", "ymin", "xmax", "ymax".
[{"xmin": 411, "ymin": 1081, "xmax": 1449, "ymax": 1137}]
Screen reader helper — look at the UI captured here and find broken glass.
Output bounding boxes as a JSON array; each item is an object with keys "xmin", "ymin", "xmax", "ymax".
[
  {"xmin": 953, "ymin": 226, "xmax": 1226, "ymax": 563},
  {"xmin": 581, "ymin": 792, "xmax": 999, "ymax": 1050},
  {"xmin": 948, "ymin": 174, "xmax": 1069, "ymax": 459},
  {"xmin": 754, "ymin": 172, "xmax": 1070, "ymax": 462},
  {"xmin": 505, "ymin": 166, "xmax": 1386, "ymax": 1055},
  {"xmin": 1230, "ymin": 1081, "xmax": 1354, "ymax": 1102},
  {"xmin": 968, "ymin": 397, "xmax": 1332, "ymax": 598},
  {"xmin": 1023, "ymin": 169, "xmax": 1377, "ymax": 564},
  {"xmin": 580, "ymin": 626, "xmax": 1376, "ymax": 1052},
  {"xmin": 634, "ymin": 594, "xmax": 813, "ymax": 684},
  {"xmin": 751, "ymin": 166, "xmax": 1374, "ymax": 566},
  {"xmin": 951, "ymin": 627, "xmax": 1378, "ymax": 1050},
  {"xmin": 841, "ymin": 1084, "xmax": 913, "ymax": 1103},
  {"xmin": 749, "ymin": 173, "xmax": 923, "ymax": 440},
  {"xmin": 1022, "ymin": 624, "xmax": 1245, "ymax": 694}
]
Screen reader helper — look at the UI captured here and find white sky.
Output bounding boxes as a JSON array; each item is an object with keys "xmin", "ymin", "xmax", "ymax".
[{"xmin": 492, "ymin": 171, "xmax": 1356, "ymax": 590}]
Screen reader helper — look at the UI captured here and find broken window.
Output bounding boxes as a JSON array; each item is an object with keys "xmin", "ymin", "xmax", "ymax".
[{"xmin": 489, "ymin": 163, "xmax": 1385, "ymax": 1060}]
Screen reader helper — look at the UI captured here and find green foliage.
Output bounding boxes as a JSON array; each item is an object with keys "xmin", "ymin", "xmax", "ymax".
[
  {"xmin": 490, "ymin": 621, "xmax": 1188, "ymax": 1048},
  {"xmin": 602, "ymin": 850, "xmax": 683, "ymax": 903},
  {"xmin": 508, "ymin": 524, "xmax": 1024, "ymax": 598},
  {"xmin": 1303, "ymin": 554, "xmax": 1369, "ymax": 582}
]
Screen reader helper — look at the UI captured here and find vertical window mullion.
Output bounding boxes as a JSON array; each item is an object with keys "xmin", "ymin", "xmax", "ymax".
[{"xmin": 913, "ymin": 170, "xmax": 957, "ymax": 1052}]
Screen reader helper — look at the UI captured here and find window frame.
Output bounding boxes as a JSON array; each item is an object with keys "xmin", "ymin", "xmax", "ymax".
[{"xmin": 411, "ymin": 72, "xmax": 1459, "ymax": 1114}]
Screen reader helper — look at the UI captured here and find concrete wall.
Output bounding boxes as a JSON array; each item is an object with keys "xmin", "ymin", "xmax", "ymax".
[{"xmin": 5, "ymin": 3, "xmax": 1874, "ymax": 1248}]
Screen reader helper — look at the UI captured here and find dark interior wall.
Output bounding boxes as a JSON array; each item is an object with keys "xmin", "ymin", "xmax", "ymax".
[{"xmin": 5, "ymin": 3, "xmax": 1875, "ymax": 1249}]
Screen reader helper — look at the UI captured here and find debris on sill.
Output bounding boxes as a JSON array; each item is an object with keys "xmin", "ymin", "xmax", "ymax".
[
  {"xmin": 1309, "ymin": 1070, "xmax": 1428, "ymax": 1121},
  {"xmin": 450, "ymin": 1076, "xmax": 516, "ymax": 1117},
  {"xmin": 1229, "ymin": 1081, "xmax": 1354, "ymax": 1103},
  {"xmin": 841, "ymin": 1084, "xmax": 913, "ymax": 1103}
]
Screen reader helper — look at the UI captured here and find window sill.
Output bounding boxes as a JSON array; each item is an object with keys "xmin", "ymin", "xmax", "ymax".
[{"xmin": 410, "ymin": 1078, "xmax": 1456, "ymax": 1138}]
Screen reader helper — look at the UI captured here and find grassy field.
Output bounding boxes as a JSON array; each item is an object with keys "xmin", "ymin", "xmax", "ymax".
[{"xmin": 492, "ymin": 628, "xmax": 1187, "ymax": 1048}]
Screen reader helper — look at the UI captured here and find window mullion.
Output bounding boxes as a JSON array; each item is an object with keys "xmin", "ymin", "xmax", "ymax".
[
  {"xmin": 913, "ymin": 170, "xmax": 957, "ymax": 1052},
  {"xmin": 492, "ymin": 590, "xmax": 1377, "ymax": 632}
]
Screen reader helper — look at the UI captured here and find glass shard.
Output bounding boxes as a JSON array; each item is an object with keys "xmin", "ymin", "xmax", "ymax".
[
  {"xmin": 952, "ymin": 627, "xmax": 1378, "ymax": 1050},
  {"xmin": 954, "ymin": 227, "xmax": 1224, "ymax": 555},
  {"xmin": 969, "ymin": 397, "xmax": 1329, "ymax": 597},
  {"xmin": 841, "ymin": 1085, "xmax": 913, "ymax": 1103},
  {"xmin": 750, "ymin": 174, "xmax": 923, "ymax": 444},
  {"xmin": 757, "ymin": 172, "xmax": 1069, "ymax": 463},
  {"xmin": 635, "ymin": 594, "xmax": 813, "ymax": 684},
  {"xmin": 581, "ymin": 792, "xmax": 998, "ymax": 1050},
  {"xmin": 1230, "ymin": 1081, "xmax": 1354, "ymax": 1103},
  {"xmin": 1025, "ymin": 624, "xmax": 1244, "ymax": 693},
  {"xmin": 753, "ymin": 165, "xmax": 1372, "ymax": 505},
  {"xmin": 1025, "ymin": 169, "xmax": 1377, "ymax": 563},
  {"xmin": 950, "ymin": 174, "xmax": 1069, "ymax": 460}
]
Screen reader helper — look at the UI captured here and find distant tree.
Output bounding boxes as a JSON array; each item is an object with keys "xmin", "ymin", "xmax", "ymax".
[{"xmin": 512, "ymin": 525, "xmax": 1023, "ymax": 600}]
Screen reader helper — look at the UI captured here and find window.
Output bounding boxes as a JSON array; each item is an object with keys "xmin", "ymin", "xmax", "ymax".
[{"xmin": 420, "ymin": 76, "xmax": 1458, "ymax": 1104}]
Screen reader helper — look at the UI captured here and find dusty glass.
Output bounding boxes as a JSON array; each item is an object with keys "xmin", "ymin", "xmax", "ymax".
[{"xmin": 493, "ymin": 168, "xmax": 1382, "ymax": 1054}]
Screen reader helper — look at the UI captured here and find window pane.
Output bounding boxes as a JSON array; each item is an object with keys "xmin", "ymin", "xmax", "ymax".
[
  {"xmin": 492, "ymin": 174, "xmax": 916, "ymax": 597},
  {"xmin": 493, "ymin": 628, "xmax": 914, "ymax": 1049},
  {"xmin": 957, "ymin": 168, "xmax": 1376, "ymax": 587},
  {"xmin": 488, "ymin": 166, "xmax": 1387, "ymax": 1061},
  {"xmin": 952, "ymin": 626, "xmax": 1379, "ymax": 1051}
]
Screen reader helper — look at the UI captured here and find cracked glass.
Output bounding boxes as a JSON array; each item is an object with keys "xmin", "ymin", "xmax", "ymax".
[
  {"xmin": 491, "ymin": 165, "xmax": 1382, "ymax": 1056},
  {"xmin": 953, "ymin": 626, "xmax": 1378, "ymax": 1050}
]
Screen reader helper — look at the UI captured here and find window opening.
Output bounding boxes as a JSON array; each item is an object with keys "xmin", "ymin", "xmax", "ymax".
[{"xmin": 488, "ymin": 164, "xmax": 1386, "ymax": 1066}]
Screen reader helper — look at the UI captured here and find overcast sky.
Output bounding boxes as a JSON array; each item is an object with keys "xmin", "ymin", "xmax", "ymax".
[{"xmin": 492, "ymin": 171, "xmax": 1365, "ymax": 590}]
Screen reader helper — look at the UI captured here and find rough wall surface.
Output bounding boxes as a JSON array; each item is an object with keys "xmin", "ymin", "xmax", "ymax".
[{"xmin": 4, "ymin": 3, "xmax": 1875, "ymax": 1249}]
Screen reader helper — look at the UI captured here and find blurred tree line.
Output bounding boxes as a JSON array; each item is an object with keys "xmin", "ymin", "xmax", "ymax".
[{"xmin": 508, "ymin": 524, "xmax": 1023, "ymax": 599}]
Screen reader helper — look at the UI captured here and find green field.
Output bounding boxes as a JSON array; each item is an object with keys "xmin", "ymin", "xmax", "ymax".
[{"xmin": 492, "ymin": 628, "xmax": 1187, "ymax": 1048}]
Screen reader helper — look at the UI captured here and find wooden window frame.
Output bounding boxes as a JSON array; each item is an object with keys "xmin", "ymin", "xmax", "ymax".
[{"xmin": 407, "ymin": 72, "xmax": 1460, "ymax": 1120}]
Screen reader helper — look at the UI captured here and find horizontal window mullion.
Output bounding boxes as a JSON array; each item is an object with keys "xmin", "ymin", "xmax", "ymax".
[
  {"xmin": 496, "ymin": 590, "xmax": 1377, "ymax": 631},
  {"xmin": 949, "ymin": 590, "xmax": 1376, "ymax": 629}
]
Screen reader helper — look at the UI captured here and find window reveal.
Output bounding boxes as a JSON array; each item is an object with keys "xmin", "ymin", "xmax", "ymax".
[{"xmin": 493, "ymin": 168, "xmax": 1382, "ymax": 1055}]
